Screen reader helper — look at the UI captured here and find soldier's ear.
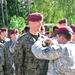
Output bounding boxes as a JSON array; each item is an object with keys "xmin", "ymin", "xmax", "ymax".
[{"xmin": 61, "ymin": 36, "xmax": 65, "ymax": 41}]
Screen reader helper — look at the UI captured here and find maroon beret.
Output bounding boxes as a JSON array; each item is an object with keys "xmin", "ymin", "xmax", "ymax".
[
  {"xmin": 0, "ymin": 27, "xmax": 7, "ymax": 32},
  {"xmin": 27, "ymin": 13, "xmax": 43, "ymax": 22},
  {"xmin": 22, "ymin": 30, "xmax": 25, "ymax": 34},
  {"xmin": 45, "ymin": 31, "xmax": 50, "ymax": 35},
  {"xmin": 55, "ymin": 26, "xmax": 74, "ymax": 34},
  {"xmin": 58, "ymin": 18, "xmax": 67, "ymax": 24},
  {"xmin": 53, "ymin": 26, "xmax": 60, "ymax": 31},
  {"xmin": 70, "ymin": 24, "xmax": 75, "ymax": 33},
  {"xmin": 10, "ymin": 28, "xmax": 19, "ymax": 35},
  {"xmin": 40, "ymin": 26, "xmax": 45, "ymax": 30}
]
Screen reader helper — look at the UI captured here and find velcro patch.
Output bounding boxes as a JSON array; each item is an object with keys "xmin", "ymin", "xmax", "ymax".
[{"xmin": 44, "ymin": 47, "xmax": 50, "ymax": 53}]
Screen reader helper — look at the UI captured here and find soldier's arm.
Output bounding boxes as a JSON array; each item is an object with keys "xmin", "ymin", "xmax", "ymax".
[
  {"xmin": 3, "ymin": 45, "xmax": 7, "ymax": 74},
  {"xmin": 4, "ymin": 42, "xmax": 9, "ymax": 68},
  {"xmin": 31, "ymin": 40, "xmax": 62, "ymax": 61},
  {"xmin": 0, "ymin": 43, "xmax": 6, "ymax": 74}
]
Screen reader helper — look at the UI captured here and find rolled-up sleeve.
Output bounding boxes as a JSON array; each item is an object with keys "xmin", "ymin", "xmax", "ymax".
[{"xmin": 31, "ymin": 40, "xmax": 62, "ymax": 61}]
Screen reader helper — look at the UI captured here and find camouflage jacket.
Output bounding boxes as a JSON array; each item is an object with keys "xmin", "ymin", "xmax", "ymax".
[
  {"xmin": 0, "ymin": 37, "xmax": 10, "ymax": 44},
  {"xmin": 4, "ymin": 40, "xmax": 13, "ymax": 73},
  {"xmin": 4, "ymin": 40, "xmax": 15, "ymax": 73},
  {"xmin": 0, "ymin": 43, "xmax": 5, "ymax": 75},
  {"xmin": 32, "ymin": 40, "xmax": 75, "ymax": 75},
  {"xmin": 14, "ymin": 32, "xmax": 48, "ymax": 75}
]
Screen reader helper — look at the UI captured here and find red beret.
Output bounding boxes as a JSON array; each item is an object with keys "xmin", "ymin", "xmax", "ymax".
[
  {"xmin": 0, "ymin": 27, "xmax": 7, "ymax": 32},
  {"xmin": 40, "ymin": 26, "xmax": 45, "ymax": 30},
  {"xmin": 70, "ymin": 24, "xmax": 75, "ymax": 33},
  {"xmin": 58, "ymin": 18, "xmax": 67, "ymax": 24},
  {"xmin": 22, "ymin": 30, "xmax": 25, "ymax": 34},
  {"xmin": 10, "ymin": 28, "xmax": 19, "ymax": 35},
  {"xmin": 27, "ymin": 13, "xmax": 43, "ymax": 22},
  {"xmin": 55, "ymin": 26, "xmax": 74, "ymax": 34},
  {"xmin": 53, "ymin": 26, "xmax": 60, "ymax": 31},
  {"xmin": 45, "ymin": 31, "xmax": 50, "ymax": 35}
]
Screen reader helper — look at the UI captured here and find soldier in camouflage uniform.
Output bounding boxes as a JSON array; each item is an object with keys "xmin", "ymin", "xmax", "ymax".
[
  {"xmin": 14, "ymin": 13, "xmax": 48, "ymax": 75},
  {"xmin": 58, "ymin": 18, "xmax": 67, "ymax": 26},
  {"xmin": 0, "ymin": 27, "xmax": 10, "ymax": 44},
  {"xmin": 0, "ymin": 43, "xmax": 6, "ymax": 75},
  {"xmin": 4, "ymin": 28, "xmax": 19, "ymax": 75},
  {"xmin": 32, "ymin": 26, "xmax": 75, "ymax": 75}
]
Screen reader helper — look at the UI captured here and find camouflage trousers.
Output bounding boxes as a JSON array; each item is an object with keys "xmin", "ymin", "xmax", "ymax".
[{"xmin": 5, "ymin": 71, "xmax": 15, "ymax": 75}]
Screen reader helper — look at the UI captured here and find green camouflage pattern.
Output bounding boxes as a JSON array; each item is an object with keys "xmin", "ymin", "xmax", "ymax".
[
  {"xmin": 14, "ymin": 32, "xmax": 48, "ymax": 75},
  {"xmin": 4, "ymin": 40, "xmax": 15, "ymax": 75},
  {"xmin": 0, "ymin": 37, "xmax": 10, "ymax": 44},
  {"xmin": 0, "ymin": 43, "xmax": 6, "ymax": 75}
]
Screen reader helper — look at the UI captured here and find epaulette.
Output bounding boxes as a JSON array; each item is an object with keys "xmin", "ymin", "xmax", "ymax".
[
  {"xmin": 0, "ymin": 43, "xmax": 4, "ymax": 48},
  {"xmin": 51, "ymin": 44, "xmax": 60, "ymax": 50},
  {"xmin": 0, "ymin": 42, "xmax": 4, "ymax": 46},
  {"xmin": 18, "ymin": 32, "xmax": 28, "ymax": 40}
]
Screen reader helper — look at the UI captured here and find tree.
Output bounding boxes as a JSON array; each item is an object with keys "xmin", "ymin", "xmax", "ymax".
[
  {"xmin": 7, "ymin": 15, "xmax": 26, "ymax": 34},
  {"xmin": 0, "ymin": 0, "xmax": 75, "ymax": 28}
]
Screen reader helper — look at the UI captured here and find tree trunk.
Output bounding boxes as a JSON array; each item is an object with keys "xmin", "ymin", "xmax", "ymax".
[
  {"xmin": 5, "ymin": 0, "xmax": 8, "ymax": 25},
  {"xmin": 1, "ymin": 0, "xmax": 5, "ymax": 27}
]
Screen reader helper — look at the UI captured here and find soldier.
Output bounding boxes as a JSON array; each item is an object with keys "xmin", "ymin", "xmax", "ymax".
[
  {"xmin": 22, "ymin": 26, "xmax": 30, "ymax": 34},
  {"xmin": 58, "ymin": 18, "xmax": 67, "ymax": 26},
  {"xmin": 14, "ymin": 13, "xmax": 48, "ymax": 75},
  {"xmin": 45, "ymin": 31, "xmax": 50, "ymax": 38},
  {"xmin": 39, "ymin": 25, "xmax": 45, "ymax": 34},
  {"xmin": 31, "ymin": 26, "xmax": 75, "ymax": 75},
  {"xmin": 0, "ymin": 43, "xmax": 6, "ymax": 75},
  {"xmin": 0, "ymin": 27, "xmax": 10, "ymax": 44},
  {"xmin": 51, "ymin": 25, "xmax": 60, "ymax": 44},
  {"xmin": 4, "ymin": 28, "xmax": 19, "ymax": 75}
]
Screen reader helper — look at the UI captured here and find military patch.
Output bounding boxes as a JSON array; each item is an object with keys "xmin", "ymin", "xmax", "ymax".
[
  {"xmin": 9, "ymin": 46, "xmax": 14, "ymax": 53},
  {"xmin": 52, "ymin": 45, "xmax": 60, "ymax": 50},
  {"xmin": 43, "ymin": 47, "xmax": 51, "ymax": 53},
  {"xmin": 16, "ymin": 41, "xmax": 20, "ymax": 44}
]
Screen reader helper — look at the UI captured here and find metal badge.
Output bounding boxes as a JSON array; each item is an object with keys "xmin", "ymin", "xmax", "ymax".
[{"xmin": 9, "ymin": 46, "xmax": 14, "ymax": 53}]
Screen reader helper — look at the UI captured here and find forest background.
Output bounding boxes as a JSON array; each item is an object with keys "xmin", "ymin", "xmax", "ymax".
[{"xmin": 0, "ymin": 0, "xmax": 75, "ymax": 34}]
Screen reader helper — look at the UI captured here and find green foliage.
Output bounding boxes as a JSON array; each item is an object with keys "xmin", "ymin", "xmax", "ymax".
[
  {"xmin": 30, "ymin": 0, "xmax": 75, "ymax": 25},
  {"xmin": 1, "ymin": 0, "xmax": 75, "ymax": 29},
  {"xmin": 7, "ymin": 15, "xmax": 26, "ymax": 34}
]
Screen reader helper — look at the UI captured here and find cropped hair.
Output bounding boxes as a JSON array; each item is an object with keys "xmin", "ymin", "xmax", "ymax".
[{"xmin": 58, "ymin": 32, "xmax": 73, "ymax": 41}]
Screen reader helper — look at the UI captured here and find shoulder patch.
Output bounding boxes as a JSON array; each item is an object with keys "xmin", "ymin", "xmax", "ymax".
[
  {"xmin": 51, "ymin": 44, "xmax": 60, "ymax": 50},
  {"xmin": 16, "ymin": 41, "xmax": 20, "ymax": 44},
  {"xmin": 43, "ymin": 47, "xmax": 51, "ymax": 53},
  {"xmin": 43, "ymin": 45, "xmax": 60, "ymax": 53}
]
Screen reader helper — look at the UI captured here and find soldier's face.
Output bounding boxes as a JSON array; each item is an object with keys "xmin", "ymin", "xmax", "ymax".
[
  {"xmin": 57, "ymin": 34, "xmax": 64, "ymax": 44},
  {"xmin": 1, "ymin": 31, "xmax": 8, "ymax": 37},
  {"xmin": 59, "ymin": 23, "xmax": 66, "ymax": 26},
  {"xmin": 10, "ymin": 33, "xmax": 19, "ymax": 41},
  {"xmin": 29, "ymin": 20, "xmax": 42, "ymax": 32},
  {"xmin": 72, "ymin": 33, "xmax": 75, "ymax": 41}
]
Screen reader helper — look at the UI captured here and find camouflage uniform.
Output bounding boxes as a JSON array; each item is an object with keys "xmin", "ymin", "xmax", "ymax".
[
  {"xmin": 14, "ymin": 32, "xmax": 48, "ymax": 75},
  {"xmin": 0, "ymin": 37, "xmax": 10, "ymax": 44},
  {"xmin": 32, "ymin": 41, "xmax": 75, "ymax": 75},
  {"xmin": 0, "ymin": 43, "xmax": 6, "ymax": 75},
  {"xmin": 4, "ymin": 40, "xmax": 16, "ymax": 75}
]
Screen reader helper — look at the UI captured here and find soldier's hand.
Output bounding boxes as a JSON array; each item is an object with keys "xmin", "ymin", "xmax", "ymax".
[{"xmin": 45, "ymin": 39, "xmax": 54, "ymax": 45}]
